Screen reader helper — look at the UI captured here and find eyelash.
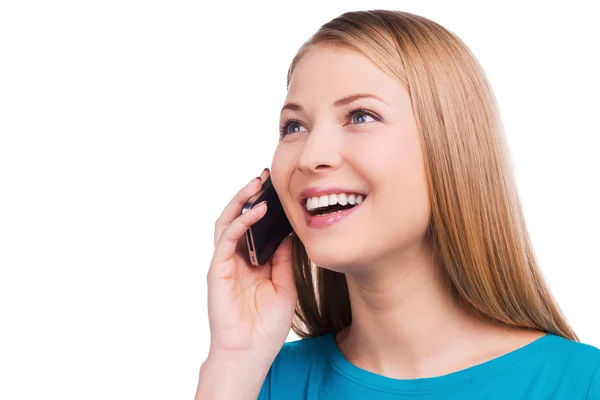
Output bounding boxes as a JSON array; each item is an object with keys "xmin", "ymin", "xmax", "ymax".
[{"xmin": 279, "ymin": 106, "xmax": 381, "ymax": 137}]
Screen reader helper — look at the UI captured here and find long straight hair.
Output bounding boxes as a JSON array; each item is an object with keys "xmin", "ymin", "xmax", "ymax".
[{"xmin": 286, "ymin": 10, "xmax": 578, "ymax": 341}]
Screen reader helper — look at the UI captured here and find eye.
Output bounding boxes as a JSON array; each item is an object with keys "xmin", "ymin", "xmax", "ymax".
[
  {"xmin": 278, "ymin": 119, "xmax": 308, "ymax": 137},
  {"xmin": 347, "ymin": 108, "xmax": 378, "ymax": 125},
  {"xmin": 279, "ymin": 106, "xmax": 381, "ymax": 137}
]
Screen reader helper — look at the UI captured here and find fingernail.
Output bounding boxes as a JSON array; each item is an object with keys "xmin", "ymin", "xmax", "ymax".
[{"xmin": 255, "ymin": 201, "xmax": 267, "ymax": 208}]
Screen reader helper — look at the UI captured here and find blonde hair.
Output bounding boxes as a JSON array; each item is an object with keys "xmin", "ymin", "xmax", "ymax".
[{"xmin": 286, "ymin": 9, "xmax": 579, "ymax": 341}]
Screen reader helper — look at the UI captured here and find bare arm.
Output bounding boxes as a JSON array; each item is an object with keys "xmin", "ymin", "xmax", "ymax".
[{"xmin": 195, "ymin": 353, "xmax": 271, "ymax": 400}]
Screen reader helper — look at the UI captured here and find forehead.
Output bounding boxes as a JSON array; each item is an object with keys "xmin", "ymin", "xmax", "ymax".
[{"xmin": 286, "ymin": 45, "xmax": 405, "ymax": 109}]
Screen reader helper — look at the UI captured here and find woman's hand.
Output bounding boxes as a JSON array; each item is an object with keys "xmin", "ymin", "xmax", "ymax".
[{"xmin": 206, "ymin": 168, "xmax": 297, "ymax": 364}]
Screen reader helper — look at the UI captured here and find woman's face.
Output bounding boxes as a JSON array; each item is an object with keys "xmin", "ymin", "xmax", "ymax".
[{"xmin": 271, "ymin": 45, "xmax": 431, "ymax": 274}]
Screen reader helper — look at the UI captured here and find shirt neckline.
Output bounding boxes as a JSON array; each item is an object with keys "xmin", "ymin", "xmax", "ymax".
[{"xmin": 322, "ymin": 330, "xmax": 558, "ymax": 395}]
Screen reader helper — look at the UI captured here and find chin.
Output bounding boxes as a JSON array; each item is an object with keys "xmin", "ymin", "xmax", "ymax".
[{"xmin": 303, "ymin": 243, "xmax": 366, "ymax": 273}]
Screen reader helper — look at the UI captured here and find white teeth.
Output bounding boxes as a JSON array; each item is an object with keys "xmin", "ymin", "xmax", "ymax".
[
  {"xmin": 318, "ymin": 195, "xmax": 329, "ymax": 208},
  {"xmin": 304, "ymin": 192, "xmax": 366, "ymax": 211}
]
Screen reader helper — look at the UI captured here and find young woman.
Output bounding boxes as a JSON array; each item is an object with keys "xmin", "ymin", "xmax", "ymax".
[{"xmin": 197, "ymin": 10, "xmax": 600, "ymax": 399}]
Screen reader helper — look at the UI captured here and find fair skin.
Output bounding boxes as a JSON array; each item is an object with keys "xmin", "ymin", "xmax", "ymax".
[{"xmin": 270, "ymin": 44, "xmax": 546, "ymax": 379}]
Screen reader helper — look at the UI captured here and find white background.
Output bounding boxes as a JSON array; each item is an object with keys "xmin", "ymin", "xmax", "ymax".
[{"xmin": 1, "ymin": 1, "xmax": 598, "ymax": 399}]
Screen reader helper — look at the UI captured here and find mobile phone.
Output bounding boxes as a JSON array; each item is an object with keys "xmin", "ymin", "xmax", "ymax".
[{"xmin": 240, "ymin": 173, "xmax": 293, "ymax": 266}]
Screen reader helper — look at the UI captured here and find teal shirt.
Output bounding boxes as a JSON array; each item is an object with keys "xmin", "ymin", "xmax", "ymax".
[{"xmin": 258, "ymin": 332, "xmax": 600, "ymax": 399}]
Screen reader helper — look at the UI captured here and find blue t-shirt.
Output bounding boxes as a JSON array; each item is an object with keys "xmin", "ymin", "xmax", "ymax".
[{"xmin": 258, "ymin": 331, "xmax": 600, "ymax": 399}]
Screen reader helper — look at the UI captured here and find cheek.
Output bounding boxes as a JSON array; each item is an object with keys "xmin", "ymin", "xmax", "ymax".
[
  {"xmin": 270, "ymin": 145, "xmax": 298, "ymax": 207},
  {"xmin": 270, "ymin": 146, "xmax": 292, "ymax": 188},
  {"xmin": 364, "ymin": 133, "xmax": 431, "ymax": 238}
]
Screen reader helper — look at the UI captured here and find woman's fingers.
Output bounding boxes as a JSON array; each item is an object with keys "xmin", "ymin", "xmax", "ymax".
[
  {"xmin": 213, "ymin": 169, "xmax": 269, "ymax": 248},
  {"xmin": 258, "ymin": 168, "xmax": 270, "ymax": 181},
  {"xmin": 213, "ymin": 176, "xmax": 259, "ymax": 248},
  {"xmin": 211, "ymin": 200, "xmax": 268, "ymax": 268}
]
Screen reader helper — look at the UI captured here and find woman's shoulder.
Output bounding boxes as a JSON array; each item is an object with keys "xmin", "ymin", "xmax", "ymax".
[
  {"xmin": 268, "ymin": 332, "xmax": 336, "ymax": 376},
  {"xmin": 537, "ymin": 333, "xmax": 600, "ymax": 397},
  {"xmin": 273, "ymin": 332, "xmax": 332, "ymax": 366},
  {"xmin": 544, "ymin": 333, "xmax": 600, "ymax": 364},
  {"xmin": 260, "ymin": 332, "xmax": 332, "ymax": 398}
]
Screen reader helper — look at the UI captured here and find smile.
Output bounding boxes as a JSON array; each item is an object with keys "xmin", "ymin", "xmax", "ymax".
[{"xmin": 302, "ymin": 196, "xmax": 365, "ymax": 229}]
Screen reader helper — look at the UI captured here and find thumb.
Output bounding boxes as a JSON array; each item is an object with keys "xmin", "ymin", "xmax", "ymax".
[{"xmin": 270, "ymin": 235, "xmax": 297, "ymax": 303}]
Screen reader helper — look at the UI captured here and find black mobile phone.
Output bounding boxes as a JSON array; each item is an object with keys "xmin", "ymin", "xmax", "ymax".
[{"xmin": 240, "ymin": 173, "xmax": 293, "ymax": 266}]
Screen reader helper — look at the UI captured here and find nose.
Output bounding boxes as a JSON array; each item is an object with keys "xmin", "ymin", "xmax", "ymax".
[{"xmin": 296, "ymin": 125, "xmax": 342, "ymax": 174}]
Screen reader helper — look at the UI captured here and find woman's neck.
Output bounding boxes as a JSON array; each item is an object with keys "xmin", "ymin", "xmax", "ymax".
[{"xmin": 335, "ymin": 245, "xmax": 544, "ymax": 379}]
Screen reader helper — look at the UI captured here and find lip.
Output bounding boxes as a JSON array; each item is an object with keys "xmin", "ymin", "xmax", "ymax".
[
  {"xmin": 302, "ymin": 198, "xmax": 365, "ymax": 229},
  {"xmin": 299, "ymin": 186, "xmax": 368, "ymax": 204}
]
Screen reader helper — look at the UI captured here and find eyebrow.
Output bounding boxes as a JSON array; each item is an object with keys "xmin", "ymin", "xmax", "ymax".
[{"xmin": 280, "ymin": 93, "xmax": 388, "ymax": 115}]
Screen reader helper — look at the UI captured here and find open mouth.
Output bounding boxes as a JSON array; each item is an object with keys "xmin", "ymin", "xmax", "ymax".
[
  {"xmin": 302, "ymin": 194, "xmax": 367, "ymax": 217},
  {"xmin": 304, "ymin": 200, "xmax": 359, "ymax": 216}
]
